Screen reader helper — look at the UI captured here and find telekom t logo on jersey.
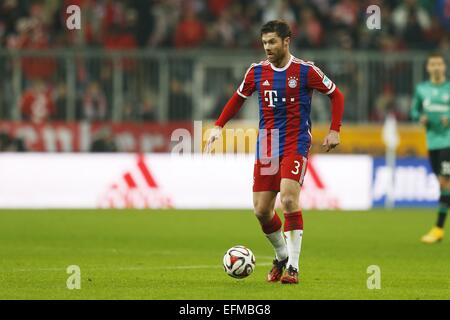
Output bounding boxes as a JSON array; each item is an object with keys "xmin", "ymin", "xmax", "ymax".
[
  {"xmin": 264, "ymin": 90, "xmax": 277, "ymax": 107},
  {"xmin": 264, "ymin": 90, "xmax": 295, "ymax": 108}
]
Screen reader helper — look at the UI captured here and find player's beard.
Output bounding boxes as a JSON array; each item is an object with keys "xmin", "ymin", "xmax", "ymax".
[
  {"xmin": 267, "ymin": 51, "xmax": 283, "ymax": 65},
  {"xmin": 266, "ymin": 52, "xmax": 276, "ymax": 63},
  {"xmin": 269, "ymin": 50, "xmax": 287, "ymax": 66}
]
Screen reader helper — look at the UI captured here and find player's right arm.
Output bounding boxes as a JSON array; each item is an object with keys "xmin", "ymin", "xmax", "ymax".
[
  {"xmin": 411, "ymin": 85, "xmax": 427, "ymax": 125},
  {"xmin": 205, "ymin": 64, "xmax": 256, "ymax": 153}
]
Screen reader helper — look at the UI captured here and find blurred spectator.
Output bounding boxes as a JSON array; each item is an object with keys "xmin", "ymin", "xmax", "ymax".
[
  {"xmin": 208, "ymin": 82, "xmax": 238, "ymax": 119},
  {"xmin": 90, "ymin": 126, "xmax": 117, "ymax": 152},
  {"xmin": 122, "ymin": 101, "xmax": 136, "ymax": 121},
  {"xmin": 329, "ymin": 28, "xmax": 355, "ymax": 50},
  {"xmin": 207, "ymin": 8, "xmax": 236, "ymax": 48},
  {"xmin": 0, "ymin": 86, "xmax": 5, "ymax": 119},
  {"xmin": 168, "ymin": 79, "xmax": 192, "ymax": 120},
  {"xmin": 133, "ymin": 0, "xmax": 154, "ymax": 47},
  {"xmin": 436, "ymin": 0, "xmax": 450, "ymax": 28},
  {"xmin": 424, "ymin": 18, "xmax": 447, "ymax": 49},
  {"xmin": 103, "ymin": 11, "xmax": 138, "ymax": 51},
  {"xmin": 392, "ymin": 0, "xmax": 431, "ymax": 32},
  {"xmin": 139, "ymin": 91, "xmax": 158, "ymax": 122},
  {"xmin": 173, "ymin": 6, "xmax": 206, "ymax": 48},
  {"xmin": 371, "ymin": 85, "xmax": 396, "ymax": 122},
  {"xmin": 53, "ymin": 83, "xmax": 68, "ymax": 120},
  {"xmin": 331, "ymin": 0, "xmax": 360, "ymax": 28},
  {"xmin": 0, "ymin": 0, "xmax": 25, "ymax": 47},
  {"xmin": 149, "ymin": 1, "xmax": 180, "ymax": 47},
  {"xmin": 392, "ymin": 0, "xmax": 431, "ymax": 48},
  {"xmin": 295, "ymin": 6, "xmax": 323, "ymax": 48},
  {"xmin": 7, "ymin": 14, "xmax": 57, "ymax": 81},
  {"xmin": 371, "ymin": 85, "xmax": 408, "ymax": 122},
  {"xmin": 60, "ymin": 0, "xmax": 102, "ymax": 47},
  {"xmin": 378, "ymin": 34, "xmax": 402, "ymax": 52},
  {"xmin": 0, "ymin": 0, "xmax": 446, "ymax": 50},
  {"xmin": 0, "ymin": 131, "xmax": 26, "ymax": 152},
  {"xmin": 0, "ymin": 132, "xmax": 10, "ymax": 150},
  {"xmin": 208, "ymin": 0, "xmax": 233, "ymax": 17},
  {"xmin": 263, "ymin": 0, "xmax": 296, "ymax": 30},
  {"xmin": 82, "ymin": 81, "xmax": 107, "ymax": 121},
  {"xmin": 359, "ymin": 1, "xmax": 396, "ymax": 50},
  {"xmin": 122, "ymin": 97, "xmax": 156, "ymax": 121},
  {"xmin": 103, "ymin": 18, "xmax": 138, "ymax": 72},
  {"xmin": 438, "ymin": 35, "xmax": 450, "ymax": 51},
  {"xmin": 121, "ymin": 93, "xmax": 157, "ymax": 122},
  {"xmin": 101, "ymin": 0, "xmax": 126, "ymax": 34},
  {"xmin": 140, "ymin": 103, "xmax": 157, "ymax": 122},
  {"xmin": 20, "ymin": 80, "xmax": 55, "ymax": 123},
  {"xmin": 6, "ymin": 17, "xmax": 29, "ymax": 48}
]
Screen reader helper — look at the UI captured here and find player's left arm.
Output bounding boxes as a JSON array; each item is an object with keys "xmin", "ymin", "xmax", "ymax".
[
  {"xmin": 410, "ymin": 86, "xmax": 428, "ymax": 126},
  {"xmin": 307, "ymin": 65, "xmax": 345, "ymax": 152}
]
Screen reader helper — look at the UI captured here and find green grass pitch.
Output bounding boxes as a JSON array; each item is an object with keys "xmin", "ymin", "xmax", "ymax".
[{"xmin": 0, "ymin": 209, "xmax": 449, "ymax": 300}]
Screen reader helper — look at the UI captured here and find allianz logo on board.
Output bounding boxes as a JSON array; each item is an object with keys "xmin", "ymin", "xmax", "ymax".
[{"xmin": 372, "ymin": 165, "xmax": 439, "ymax": 201}]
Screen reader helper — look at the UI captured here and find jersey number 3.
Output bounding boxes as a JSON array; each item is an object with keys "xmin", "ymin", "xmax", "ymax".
[{"xmin": 291, "ymin": 160, "xmax": 301, "ymax": 175}]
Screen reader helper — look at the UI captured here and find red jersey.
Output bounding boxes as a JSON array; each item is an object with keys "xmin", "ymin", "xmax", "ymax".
[{"xmin": 236, "ymin": 55, "xmax": 338, "ymax": 159}]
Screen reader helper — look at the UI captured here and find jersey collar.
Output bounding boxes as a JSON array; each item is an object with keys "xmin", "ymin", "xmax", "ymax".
[{"xmin": 270, "ymin": 54, "xmax": 293, "ymax": 72}]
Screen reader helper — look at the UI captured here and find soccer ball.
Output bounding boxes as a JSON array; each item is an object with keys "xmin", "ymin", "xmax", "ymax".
[{"xmin": 223, "ymin": 245, "xmax": 255, "ymax": 279}]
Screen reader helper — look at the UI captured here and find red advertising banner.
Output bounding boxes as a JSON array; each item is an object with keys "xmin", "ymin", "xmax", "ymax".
[{"xmin": 0, "ymin": 121, "xmax": 193, "ymax": 152}]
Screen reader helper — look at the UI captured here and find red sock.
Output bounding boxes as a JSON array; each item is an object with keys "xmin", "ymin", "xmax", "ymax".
[
  {"xmin": 284, "ymin": 211, "xmax": 303, "ymax": 231},
  {"xmin": 261, "ymin": 211, "xmax": 282, "ymax": 234}
]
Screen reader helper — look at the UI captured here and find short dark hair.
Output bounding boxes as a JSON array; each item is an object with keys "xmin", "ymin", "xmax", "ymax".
[
  {"xmin": 427, "ymin": 52, "xmax": 445, "ymax": 61},
  {"xmin": 260, "ymin": 20, "xmax": 291, "ymax": 39}
]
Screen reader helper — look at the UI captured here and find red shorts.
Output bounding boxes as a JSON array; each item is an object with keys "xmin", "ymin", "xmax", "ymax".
[{"xmin": 253, "ymin": 154, "xmax": 308, "ymax": 192}]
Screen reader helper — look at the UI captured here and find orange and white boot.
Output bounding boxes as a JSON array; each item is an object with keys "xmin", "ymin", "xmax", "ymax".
[{"xmin": 280, "ymin": 265, "xmax": 299, "ymax": 284}]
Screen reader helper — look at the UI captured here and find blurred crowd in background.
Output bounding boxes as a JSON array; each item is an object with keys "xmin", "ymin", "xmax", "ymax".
[
  {"xmin": 0, "ymin": 0, "xmax": 449, "ymax": 153},
  {"xmin": 1, "ymin": 0, "xmax": 449, "ymax": 50}
]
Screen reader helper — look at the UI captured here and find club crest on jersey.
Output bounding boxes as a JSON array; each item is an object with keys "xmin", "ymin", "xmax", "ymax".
[{"xmin": 288, "ymin": 76, "xmax": 298, "ymax": 88}]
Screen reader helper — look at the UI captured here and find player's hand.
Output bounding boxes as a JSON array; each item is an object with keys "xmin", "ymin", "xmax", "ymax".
[
  {"xmin": 322, "ymin": 130, "xmax": 340, "ymax": 152},
  {"xmin": 441, "ymin": 115, "xmax": 449, "ymax": 128},
  {"xmin": 419, "ymin": 114, "xmax": 428, "ymax": 126},
  {"xmin": 204, "ymin": 126, "xmax": 222, "ymax": 154}
]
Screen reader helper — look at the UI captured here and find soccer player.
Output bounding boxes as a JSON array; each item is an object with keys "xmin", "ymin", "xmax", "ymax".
[
  {"xmin": 411, "ymin": 52, "xmax": 450, "ymax": 244},
  {"xmin": 205, "ymin": 20, "xmax": 344, "ymax": 284}
]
